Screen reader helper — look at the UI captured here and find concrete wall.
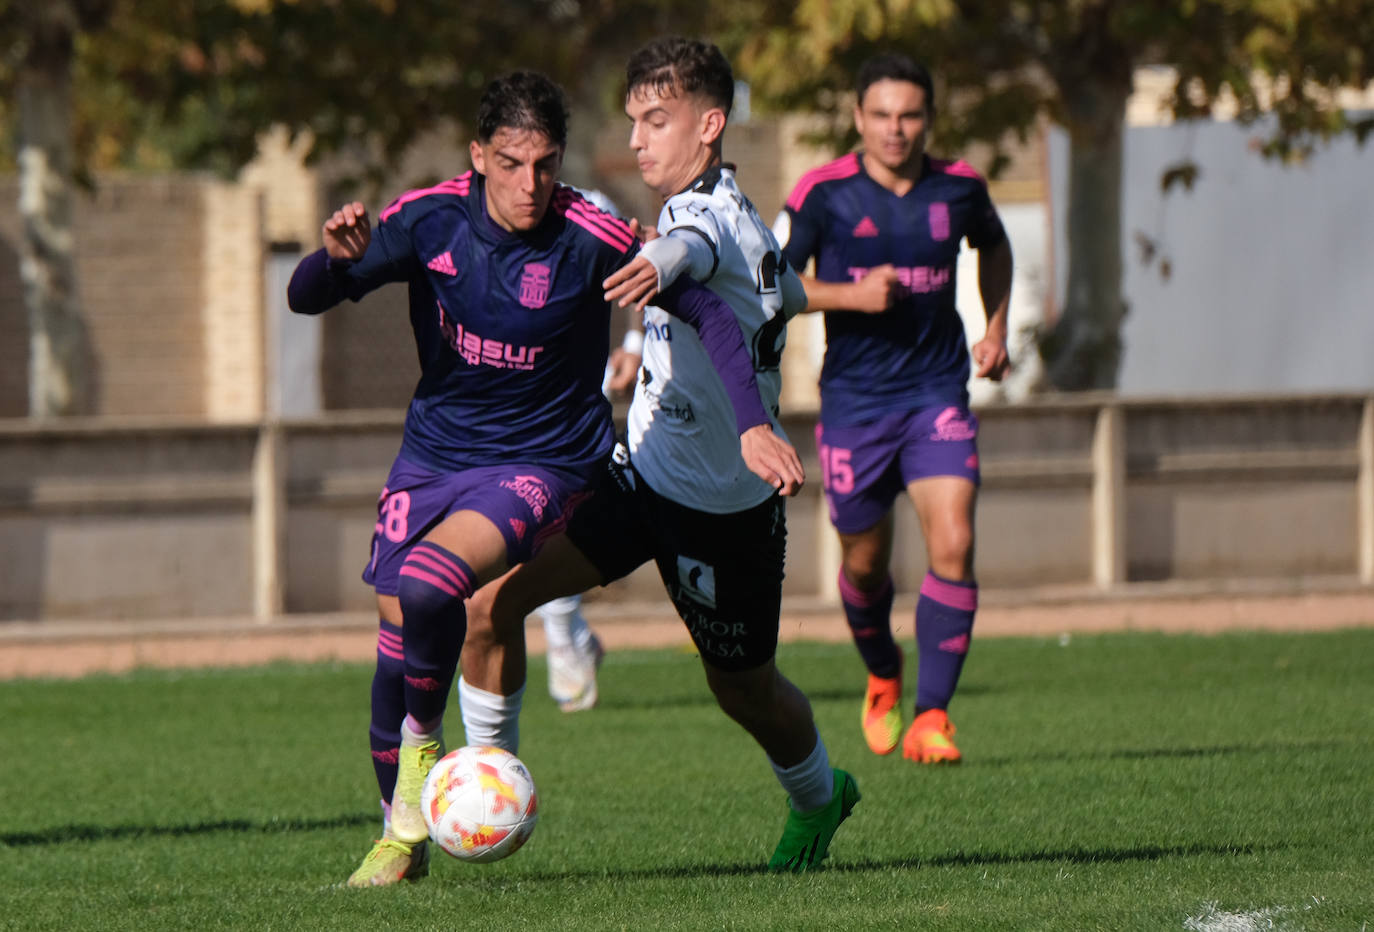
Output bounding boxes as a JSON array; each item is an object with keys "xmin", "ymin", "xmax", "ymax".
[
  {"xmin": 1047, "ymin": 119, "xmax": 1374, "ymax": 396},
  {"xmin": 2, "ymin": 394, "xmax": 1369, "ymax": 621}
]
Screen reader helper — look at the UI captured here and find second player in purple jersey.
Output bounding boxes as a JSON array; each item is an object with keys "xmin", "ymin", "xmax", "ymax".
[
  {"xmin": 780, "ymin": 152, "xmax": 1006, "ymax": 425},
  {"xmin": 775, "ymin": 53, "xmax": 1013, "ymax": 768}
]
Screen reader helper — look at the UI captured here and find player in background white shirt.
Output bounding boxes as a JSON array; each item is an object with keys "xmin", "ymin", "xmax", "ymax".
[{"xmin": 464, "ymin": 38, "xmax": 858, "ymax": 873}]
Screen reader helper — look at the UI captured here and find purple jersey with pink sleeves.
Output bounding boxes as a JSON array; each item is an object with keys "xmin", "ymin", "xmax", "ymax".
[
  {"xmin": 289, "ymin": 174, "xmax": 635, "ymax": 480},
  {"xmin": 779, "ymin": 153, "xmax": 1006, "ymax": 426}
]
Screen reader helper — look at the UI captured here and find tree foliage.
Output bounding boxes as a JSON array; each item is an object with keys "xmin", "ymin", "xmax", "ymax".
[{"xmin": 3, "ymin": 0, "xmax": 705, "ymax": 178}]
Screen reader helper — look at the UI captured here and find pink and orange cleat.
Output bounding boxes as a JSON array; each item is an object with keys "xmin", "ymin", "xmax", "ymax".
[
  {"xmin": 861, "ymin": 674, "xmax": 903, "ymax": 755},
  {"xmin": 902, "ymin": 708, "xmax": 961, "ymax": 764}
]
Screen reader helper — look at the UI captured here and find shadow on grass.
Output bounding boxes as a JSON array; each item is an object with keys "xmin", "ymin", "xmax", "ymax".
[
  {"xmin": 595, "ymin": 682, "xmax": 996, "ymax": 711},
  {"xmin": 506, "ymin": 840, "xmax": 1280, "ymax": 884},
  {"xmin": 976, "ymin": 738, "xmax": 1343, "ymax": 768},
  {"xmin": 0, "ymin": 812, "xmax": 373, "ymax": 848},
  {"xmin": 834, "ymin": 840, "xmax": 1282, "ymax": 873}
]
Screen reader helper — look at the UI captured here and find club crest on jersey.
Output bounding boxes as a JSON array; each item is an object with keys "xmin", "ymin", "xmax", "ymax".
[
  {"xmin": 518, "ymin": 262, "xmax": 551, "ymax": 308},
  {"xmin": 929, "ymin": 202, "xmax": 950, "ymax": 241}
]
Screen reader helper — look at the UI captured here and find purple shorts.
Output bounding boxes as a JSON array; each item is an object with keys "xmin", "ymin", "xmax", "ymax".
[
  {"xmin": 362, "ymin": 456, "xmax": 589, "ymax": 596},
  {"xmin": 816, "ymin": 405, "xmax": 980, "ymax": 535}
]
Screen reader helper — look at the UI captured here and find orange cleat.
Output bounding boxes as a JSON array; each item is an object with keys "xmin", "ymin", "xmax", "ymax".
[
  {"xmin": 902, "ymin": 708, "xmax": 961, "ymax": 764},
  {"xmin": 861, "ymin": 674, "xmax": 903, "ymax": 755}
]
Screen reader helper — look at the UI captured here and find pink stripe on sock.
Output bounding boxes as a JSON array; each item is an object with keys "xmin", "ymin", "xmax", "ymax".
[
  {"xmin": 398, "ymin": 565, "xmax": 462, "ymax": 598},
  {"xmin": 413, "ymin": 542, "xmax": 469, "ymax": 577},
  {"xmin": 837, "ymin": 570, "xmax": 893, "ymax": 609},
  {"xmin": 920, "ymin": 573, "xmax": 978, "ymax": 612},
  {"xmin": 406, "ymin": 548, "xmax": 471, "ymax": 593}
]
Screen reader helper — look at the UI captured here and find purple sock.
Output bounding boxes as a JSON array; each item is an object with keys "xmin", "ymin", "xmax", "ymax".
[
  {"xmin": 838, "ymin": 570, "xmax": 901, "ymax": 679},
  {"xmin": 398, "ymin": 542, "xmax": 474, "ymax": 727},
  {"xmin": 368, "ymin": 619, "xmax": 406, "ymax": 804},
  {"xmin": 914, "ymin": 571, "xmax": 977, "ymax": 711}
]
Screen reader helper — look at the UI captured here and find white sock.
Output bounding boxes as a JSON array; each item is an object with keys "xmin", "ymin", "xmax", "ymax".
[
  {"xmin": 458, "ymin": 676, "xmax": 525, "ymax": 753},
  {"xmin": 770, "ymin": 738, "xmax": 834, "ymax": 813},
  {"xmin": 537, "ymin": 594, "xmax": 592, "ymax": 651}
]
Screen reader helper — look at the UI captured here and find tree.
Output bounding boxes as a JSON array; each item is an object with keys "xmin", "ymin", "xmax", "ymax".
[
  {"xmin": 2, "ymin": 0, "xmax": 112, "ymax": 416},
  {"xmin": 732, "ymin": 0, "xmax": 1374, "ymax": 390},
  {"xmin": 1, "ymin": 0, "xmax": 708, "ymax": 416}
]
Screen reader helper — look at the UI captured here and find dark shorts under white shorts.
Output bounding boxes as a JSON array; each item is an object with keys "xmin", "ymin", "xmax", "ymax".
[
  {"xmin": 816, "ymin": 404, "xmax": 981, "ymax": 535},
  {"xmin": 566, "ymin": 445, "xmax": 787, "ymax": 673}
]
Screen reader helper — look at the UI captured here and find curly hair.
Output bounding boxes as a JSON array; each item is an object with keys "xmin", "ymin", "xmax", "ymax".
[
  {"xmin": 625, "ymin": 37, "xmax": 734, "ymax": 116},
  {"xmin": 476, "ymin": 70, "xmax": 569, "ymax": 146}
]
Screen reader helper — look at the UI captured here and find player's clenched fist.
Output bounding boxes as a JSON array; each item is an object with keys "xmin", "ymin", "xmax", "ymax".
[
  {"xmin": 323, "ymin": 201, "xmax": 371, "ymax": 261},
  {"xmin": 851, "ymin": 264, "xmax": 903, "ymax": 313}
]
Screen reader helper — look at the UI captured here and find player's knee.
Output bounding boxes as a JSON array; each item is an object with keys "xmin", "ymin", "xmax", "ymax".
[
  {"xmin": 397, "ymin": 543, "xmax": 476, "ymax": 621},
  {"xmin": 841, "ymin": 559, "xmax": 888, "ymax": 592},
  {"xmin": 706, "ymin": 663, "xmax": 777, "ymax": 721},
  {"xmin": 927, "ymin": 526, "xmax": 975, "ymax": 579}
]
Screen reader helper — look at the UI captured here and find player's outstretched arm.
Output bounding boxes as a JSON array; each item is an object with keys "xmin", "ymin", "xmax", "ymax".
[
  {"xmin": 288, "ymin": 200, "xmax": 415, "ymax": 315},
  {"xmin": 288, "ymin": 201, "xmax": 375, "ymax": 316},
  {"xmin": 740, "ymin": 424, "xmax": 805, "ymax": 496},
  {"xmin": 604, "ymin": 221, "xmax": 715, "ymax": 312}
]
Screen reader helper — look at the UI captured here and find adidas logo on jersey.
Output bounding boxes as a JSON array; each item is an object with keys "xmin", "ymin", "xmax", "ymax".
[
  {"xmin": 852, "ymin": 216, "xmax": 880, "ymax": 238},
  {"xmin": 427, "ymin": 251, "xmax": 457, "ymax": 276}
]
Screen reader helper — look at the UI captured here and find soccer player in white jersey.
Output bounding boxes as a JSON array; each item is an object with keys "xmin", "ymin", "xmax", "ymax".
[{"xmin": 461, "ymin": 37, "xmax": 858, "ymax": 872}]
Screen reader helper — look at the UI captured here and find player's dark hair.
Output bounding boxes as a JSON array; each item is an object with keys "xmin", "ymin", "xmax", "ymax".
[
  {"xmin": 625, "ymin": 37, "xmax": 734, "ymax": 116},
  {"xmin": 856, "ymin": 53, "xmax": 935, "ymax": 114},
  {"xmin": 476, "ymin": 70, "xmax": 569, "ymax": 147}
]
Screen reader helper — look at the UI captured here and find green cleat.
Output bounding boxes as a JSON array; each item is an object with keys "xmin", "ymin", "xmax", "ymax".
[
  {"xmin": 346, "ymin": 836, "xmax": 430, "ymax": 887},
  {"xmin": 767, "ymin": 768, "xmax": 860, "ymax": 872},
  {"xmin": 390, "ymin": 728, "xmax": 444, "ymax": 845}
]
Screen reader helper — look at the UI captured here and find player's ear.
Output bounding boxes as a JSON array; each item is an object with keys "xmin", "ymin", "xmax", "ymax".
[
  {"xmin": 470, "ymin": 139, "xmax": 486, "ymax": 174},
  {"xmin": 700, "ymin": 106, "xmax": 727, "ymax": 146}
]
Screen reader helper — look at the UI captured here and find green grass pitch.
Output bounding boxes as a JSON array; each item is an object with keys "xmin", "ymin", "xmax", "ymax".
[{"xmin": 2, "ymin": 629, "xmax": 1371, "ymax": 930}]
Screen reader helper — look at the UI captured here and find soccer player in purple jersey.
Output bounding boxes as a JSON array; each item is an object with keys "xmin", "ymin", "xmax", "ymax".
[
  {"xmin": 775, "ymin": 53, "xmax": 1013, "ymax": 765},
  {"xmin": 287, "ymin": 70, "xmax": 804, "ymax": 887},
  {"xmin": 461, "ymin": 38, "xmax": 859, "ymax": 873}
]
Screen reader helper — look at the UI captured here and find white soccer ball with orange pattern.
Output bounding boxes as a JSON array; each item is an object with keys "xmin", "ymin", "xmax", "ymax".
[{"xmin": 420, "ymin": 745, "xmax": 539, "ymax": 863}]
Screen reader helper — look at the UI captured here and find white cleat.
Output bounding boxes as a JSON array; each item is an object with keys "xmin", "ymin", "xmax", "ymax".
[{"xmin": 547, "ymin": 634, "xmax": 605, "ymax": 712}]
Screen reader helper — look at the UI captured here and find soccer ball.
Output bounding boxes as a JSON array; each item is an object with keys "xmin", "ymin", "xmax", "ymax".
[{"xmin": 420, "ymin": 745, "xmax": 539, "ymax": 863}]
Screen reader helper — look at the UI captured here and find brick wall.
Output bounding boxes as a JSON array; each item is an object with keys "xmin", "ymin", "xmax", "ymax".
[{"xmin": 0, "ymin": 177, "xmax": 209, "ymax": 417}]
